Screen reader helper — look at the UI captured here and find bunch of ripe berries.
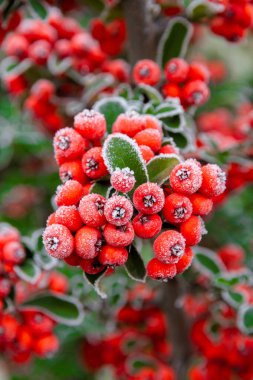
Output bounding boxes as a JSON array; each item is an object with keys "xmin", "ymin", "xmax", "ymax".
[{"xmin": 43, "ymin": 108, "xmax": 226, "ymax": 281}]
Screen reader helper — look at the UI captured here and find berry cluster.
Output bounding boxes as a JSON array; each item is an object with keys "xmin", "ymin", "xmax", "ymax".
[
  {"xmin": 43, "ymin": 107, "xmax": 226, "ymax": 282},
  {"xmin": 91, "ymin": 18, "xmax": 126, "ymax": 56},
  {"xmin": 132, "ymin": 58, "xmax": 210, "ymax": 109},
  {"xmin": 82, "ymin": 284, "xmax": 175, "ymax": 380}
]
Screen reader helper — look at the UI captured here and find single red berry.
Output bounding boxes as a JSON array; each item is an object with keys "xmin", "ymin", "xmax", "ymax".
[
  {"xmin": 4, "ymin": 34, "xmax": 29, "ymax": 59},
  {"xmin": 2, "ymin": 241, "xmax": 26, "ymax": 265},
  {"xmin": 33, "ymin": 334, "xmax": 59, "ymax": 357},
  {"xmin": 43, "ymin": 224, "xmax": 74, "ymax": 259},
  {"xmin": 22, "ymin": 310, "xmax": 55, "ymax": 337},
  {"xmin": 147, "ymin": 258, "xmax": 176, "ymax": 281},
  {"xmin": 162, "ymin": 83, "xmax": 181, "ymax": 98},
  {"xmin": 64, "ymin": 252, "xmax": 82, "ymax": 267},
  {"xmin": 139, "ymin": 145, "xmax": 155, "ymax": 163},
  {"xmin": 79, "ymin": 194, "xmax": 106, "ymax": 227},
  {"xmin": 217, "ymin": 244, "xmax": 245, "ymax": 270},
  {"xmin": 46, "ymin": 212, "xmax": 56, "ymax": 226},
  {"xmin": 169, "ymin": 159, "xmax": 202, "ymax": 195},
  {"xmin": 0, "ymin": 278, "xmax": 11, "ymax": 298},
  {"xmin": 162, "ymin": 193, "xmax": 193, "ymax": 224},
  {"xmin": 55, "ymin": 180, "xmax": 83, "ymax": 207},
  {"xmin": 133, "ymin": 59, "xmax": 161, "ymax": 86},
  {"xmin": 0, "ymin": 224, "xmax": 20, "ymax": 248},
  {"xmin": 55, "ymin": 39, "xmax": 71, "ymax": 58},
  {"xmin": 188, "ymin": 193, "xmax": 213, "ymax": 216},
  {"xmin": 104, "ymin": 195, "xmax": 133, "ymax": 226},
  {"xmin": 31, "ymin": 79, "xmax": 55, "ymax": 101},
  {"xmin": 180, "ymin": 215, "xmax": 204, "ymax": 246},
  {"xmin": 112, "ymin": 111, "xmax": 145, "ymax": 137},
  {"xmin": 0, "ymin": 313, "xmax": 19, "ymax": 342},
  {"xmin": 98, "ymin": 245, "xmax": 128, "ymax": 266},
  {"xmin": 133, "ymin": 183, "xmax": 165, "ymax": 215},
  {"xmin": 74, "ymin": 109, "xmax": 106, "ymax": 140},
  {"xmin": 75, "ymin": 226, "xmax": 102, "ymax": 259},
  {"xmin": 55, "ymin": 206, "xmax": 83, "ymax": 232},
  {"xmin": 133, "ymin": 213, "xmax": 162, "ymax": 239},
  {"xmin": 53, "ymin": 128, "xmax": 88, "ymax": 164},
  {"xmin": 176, "ymin": 246, "xmax": 193, "ymax": 274},
  {"xmin": 159, "ymin": 144, "xmax": 179, "ymax": 155},
  {"xmin": 80, "ymin": 257, "xmax": 105, "ymax": 275},
  {"xmin": 59, "ymin": 161, "xmax": 88, "ymax": 184},
  {"xmin": 110, "ymin": 167, "xmax": 136, "ymax": 193},
  {"xmin": 188, "ymin": 61, "xmax": 210, "ymax": 83},
  {"xmin": 134, "ymin": 129, "xmax": 162, "ymax": 153},
  {"xmin": 199, "ymin": 164, "xmax": 226, "ymax": 197},
  {"xmin": 144, "ymin": 114, "xmax": 162, "ymax": 133},
  {"xmin": 164, "ymin": 58, "xmax": 189, "ymax": 83},
  {"xmin": 28, "ymin": 40, "xmax": 51, "ymax": 65},
  {"xmin": 153, "ymin": 230, "xmax": 186, "ymax": 264},
  {"xmin": 103, "ymin": 222, "xmax": 134, "ymax": 247},
  {"xmin": 182, "ymin": 80, "xmax": 210, "ymax": 107},
  {"xmin": 82, "ymin": 147, "xmax": 108, "ymax": 179},
  {"xmin": 48, "ymin": 271, "xmax": 68, "ymax": 294}
]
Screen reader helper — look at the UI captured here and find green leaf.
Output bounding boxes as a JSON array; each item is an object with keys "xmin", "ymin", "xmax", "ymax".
[
  {"xmin": 134, "ymin": 84, "xmax": 163, "ymax": 104},
  {"xmin": 14, "ymin": 259, "xmax": 41, "ymax": 284},
  {"xmin": 90, "ymin": 182, "xmax": 109, "ymax": 197},
  {"xmin": 29, "ymin": 0, "xmax": 48, "ymax": 19},
  {"xmin": 170, "ymin": 132, "xmax": 188, "ymax": 149},
  {"xmin": 157, "ymin": 17, "xmax": 193, "ymax": 68},
  {"xmin": 94, "ymin": 96, "xmax": 128, "ymax": 134},
  {"xmin": 147, "ymin": 154, "xmax": 180, "ymax": 185},
  {"xmin": 215, "ymin": 275, "xmax": 240, "ymax": 288},
  {"xmin": 124, "ymin": 245, "xmax": 146, "ymax": 282},
  {"xmin": 83, "ymin": 268, "xmax": 107, "ymax": 299},
  {"xmin": 238, "ymin": 305, "xmax": 253, "ymax": 334},
  {"xmin": 223, "ymin": 289, "xmax": 246, "ymax": 308},
  {"xmin": 186, "ymin": 0, "xmax": 224, "ymax": 20},
  {"xmin": 21, "ymin": 292, "xmax": 84, "ymax": 326},
  {"xmin": 160, "ymin": 114, "xmax": 186, "ymax": 132},
  {"xmin": 155, "ymin": 101, "xmax": 183, "ymax": 118},
  {"xmin": 194, "ymin": 247, "xmax": 225, "ymax": 277},
  {"xmin": 102, "ymin": 133, "xmax": 149, "ymax": 195}
]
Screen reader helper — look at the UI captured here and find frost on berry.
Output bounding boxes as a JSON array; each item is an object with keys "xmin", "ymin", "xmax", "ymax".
[
  {"xmin": 170, "ymin": 159, "xmax": 202, "ymax": 195},
  {"xmin": 110, "ymin": 167, "xmax": 136, "ymax": 193},
  {"xmin": 74, "ymin": 109, "xmax": 106, "ymax": 140},
  {"xmin": 104, "ymin": 195, "xmax": 133, "ymax": 226},
  {"xmin": 75, "ymin": 226, "xmax": 102, "ymax": 259},
  {"xmin": 133, "ymin": 183, "xmax": 165, "ymax": 215},
  {"xmin": 43, "ymin": 224, "xmax": 74, "ymax": 259},
  {"xmin": 153, "ymin": 230, "xmax": 186, "ymax": 264},
  {"xmin": 147, "ymin": 258, "xmax": 177, "ymax": 281},
  {"xmin": 200, "ymin": 164, "xmax": 226, "ymax": 197},
  {"xmin": 79, "ymin": 194, "xmax": 106, "ymax": 227}
]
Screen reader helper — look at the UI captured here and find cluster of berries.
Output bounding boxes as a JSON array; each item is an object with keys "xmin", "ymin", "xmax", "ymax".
[
  {"xmin": 91, "ymin": 18, "xmax": 126, "ymax": 56},
  {"xmin": 132, "ymin": 58, "xmax": 210, "ymax": 109},
  {"xmin": 83, "ymin": 284, "xmax": 175, "ymax": 380},
  {"xmin": 43, "ymin": 107, "xmax": 226, "ymax": 281}
]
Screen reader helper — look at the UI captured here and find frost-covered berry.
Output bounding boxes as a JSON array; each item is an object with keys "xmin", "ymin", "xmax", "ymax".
[
  {"xmin": 80, "ymin": 257, "xmax": 105, "ymax": 275},
  {"xmin": 133, "ymin": 213, "xmax": 162, "ymax": 239},
  {"xmin": 55, "ymin": 206, "xmax": 83, "ymax": 232},
  {"xmin": 133, "ymin": 183, "xmax": 165, "ymax": 215},
  {"xmin": 153, "ymin": 230, "xmax": 186, "ymax": 264},
  {"xmin": 53, "ymin": 128, "xmax": 88, "ymax": 164},
  {"xmin": 112, "ymin": 111, "xmax": 144, "ymax": 137},
  {"xmin": 176, "ymin": 246, "xmax": 193, "ymax": 274},
  {"xmin": 188, "ymin": 61, "xmax": 210, "ymax": 83},
  {"xmin": 2, "ymin": 241, "xmax": 26, "ymax": 265},
  {"xmin": 75, "ymin": 226, "xmax": 102, "ymax": 259},
  {"xmin": 104, "ymin": 195, "xmax": 133, "ymax": 226},
  {"xmin": 159, "ymin": 144, "xmax": 179, "ymax": 155},
  {"xmin": 147, "ymin": 258, "xmax": 176, "ymax": 281},
  {"xmin": 98, "ymin": 245, "xmax": 128, "ymax": 266},
  {"xmin": 162, "ymin": 193, "xmax": 193, "ymax": 224},
  {"xmin": 217, "ymin": 244, "xmax": 244, "ymax": 271},
  {"xmin": 139, "ymin": 145, "xmax": 155, "ymax": 163},
  {"xmin": 164, "ymin": 58, "xmax": 189, "ymax": 83},
  {"xmin": 199, "ymin": 164, "xmax": 226, "ymax": 197},
  {"xmin": 169, "ymin": 159, "xmax": 202, "ymax": 195},
  {"xmin": 74, "ymin": 109, "xmax": 106, "ymax": 140},
  {"xmin": 55, "ymin": 180, "xmax": 83, "ymax": 207},
  {"xmin": 64, "ymin": 252, "xmax": 82, "ymax": 267},
  {"xmin": 189, "ymin": 193, "xmax": 213, "ymax": 216},
  {"xmin": 0, "ymin": 223, "xmax": 20, "ymax": 248},
  {"xmin": 180, "ymin": 215, "xmax": 205, "ymax": 246},
  {"xmin": 103, "ymin": 222, "xmax": 134, "ymax": 247},
  {"xmin": 79, "ymin": 194, "xmax": 106, "ymax": 227},
  {"xmin": 82, "ymin": 147, "xmax": 108, "ymax": 179},
  {"xmin": 134, "ymin": 129, "xmax": 162, "ymax": 153},
  {"xmin": 46, "ymin": 212, "xmax": 56, "ymax": 226},
  {"xmin": 110, "ymin": 167, "xmax": 136, "ymax": 193},
  {"xmin": 133, "ymin": 59, "xmax": 161, "ymax": 86},
  {"xmin": 29, "ymin": 40, "xmax": 51, "ymax": 65},
  {"xmin": 43, "ymin": 224, "xmax": 74, "ymax": 259},
  {"xmin": 182, "ymin": 80, "xmax": 210, "ymax": 107},
  {"xmin": 59, "ymin": 161, "xmax": 88, "ymax": 184}
]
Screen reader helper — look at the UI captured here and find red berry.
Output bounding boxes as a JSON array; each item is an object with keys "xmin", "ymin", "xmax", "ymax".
[
  {"xmin": 74, "ymin": 109, "xmax": 106, "ymax": 140},
  {"xmin": 162, "ymin": 193, "xmax": 193, "ymax": 224},
  {"xmin": 110, "ymin": 167, "xmax": 136, "ymax": 193},
  {"xmin": 0, "ymin": 224, "xmax": 20, "ymax": 248},
  {"xmin": 199, "ymin": 164, "xmax": 226, "ymax": 197},
  {"xmin": 188, "ymin": 61, "xmax": 210, "ymax": 83},
  {"xmin": 159, "ymin": 144, "xmax": 179, "ymax": 155},
  {"xmin": 188, "ymin": 193, "xmax": 213, "ymax": 216},
  {"xmin": 133, "ymin": 59, "xmax": 161, "ymax": 86},
  {"xmin": 48, "ymin": 271, "xmax": 68, "ymax": 293},
  {"xmin": 33, "ymin": 334, "xmax": 59, "ymax": 357},
  {"xmin": 55, "ymin": 206, "xmax": 83, "ymax": 232},
  {"xmin": 182, "ymin": 80, "xmax": 210, "ymax": 107},
  {"xmin": 55, "ymin": 180, "xmax": 83, "ymax": 207},
  {"xmin": 75, "ymin": 226, "xmax": 102, "ymax": 259},
  {"xmin": 43, "ymin": 224, "xmax": 74, "ymax": 259},
  {"xmin": 2, "ymin": 241, "xmax": 26, "ymax": 265},
  {"xmin": 180, "ymin": 215, "xmax": 204, "ymax": 246},
  {"xmin": 133, "ymin": 183, "xmax": 165, "ymax": 215},
  {"xmin": 162, "ymin": 83, "xmax": 181, "ymax": 98},
  {"xmin": 147, "ymin": 258, "xmax": 176, "ymax": 281},
  {"xmin": 79, "ymin": 194, "xmax": 106, "ymax": 227},
  {"xmin": 217, "ymin": 244, "xmax": 245, "ymax": 270},
  {"xmin": 80, "ymin": 257, "xmax": 105, "ymax": 275},
  {"xmin": 176, "ymin": 246, "xmax": 193, "ymax": 274},
  {"xmin": 0, "ymin": 278, "xmax": 11, "ymax": 298},
  {"xmin": 64, "ymin": 252, "xmax": 82, "ymax": 267},
  {"xmin": 134, "ymin": 129, "xmax": 162, "ymax": 153},
  {"xmin": 46, "ymin": 212, "xmax": 56, "ymax": 226},
  {"xmin": 133, "ymin": 213, "xmax": 162, "ymax": 239},
  {"xmin": 4, "ymin": 34, "xmax": 29, "ymax": 59},
  {"xmin": 22, "ymin": 310, "xmax": 55, "ymax": 336},
  {"xmin": 170, "ymin": 159, "xmax": 202, "ymax": 195},
  {"xmin": 31, "ymin": 79, "xmax": 55, "ymax": 101},
  {"xmin": 98, "ymin": 245, "xmax": 128, "ymax": 266},
  {"xmin": 103, "ymin": 222, "xmax": 134, "ymax": 247},
  {"xmin": 139, "ymin": 145, "xmax": 155, "ymax": 163},
  {"xmin": 104, "ymin": 195, "xmax": 133, "ymax": 226},
  {"xmin": 59, "ymin": 161, "xmax": 88, "ymax": 184},
  {"xmin": 82, "ymin": 147, "xmax": 108, "ymax": 179},
  {"xmin": 164, "ymin": 58, "xmax": 189, "ymax": 83},
  {"xmin": 153, "ymin": 230, "xmax": 186, "ymax": 264},
  {"xmin": 112, "ymin": 111, "xmax": 145, "ymax": 137},
  {"xmin": 53, "ymin": 128, "xmax": 88, "ymax": 164},
  {"xmin": 29, "ymin": 40, "xmax": 51, "ymax": 65}
]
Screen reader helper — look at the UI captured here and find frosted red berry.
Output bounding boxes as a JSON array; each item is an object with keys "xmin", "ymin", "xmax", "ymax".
[
  {"xmin": 188, "ymin": 61, "xmax": 210, "ymax": 83},
  {"xmin": 199, "ymin": 164, "xmax": 226, "ymax": 197},
  {"xmin": 133, "ymin": 183, "xmax": 165, "ymax": 215},
  {"xmin": 176, "ymin": 246, "xmax": 194, "ymax": 274},
  {"xmin": 0, "ymin": 278, "xmax": 11, "ymax": 298},
  {"xmin": 159, "ymin": 144, "xmax": 179, "ymax": 155},
  {"xmin": 80, "ymin": 257, "xmax": 105, "ymax": 275},
  {"xmin": 0, "ymin": 224, "xmax": 20, "ymax": 248},
  {"xmin": 104, "ymin": 195, "xmax": 133, "ymax": 226},
  {"xmin": 74, "ymin": 109, "xmax": 106, "ymax": 140},
  {"xmin": 133, "ymin": 59, "xmax": 161, "ymax": 86},
  {"xmin": 98, "ymin": 245, "xmax": 128, "ymax": 266},
  {"xmin": 182, "ymin": 80, "xmax": 210, "ymax": 107},
  {"xmin": 112, "ymin": 111, "xmax": 145, "ymax": 138},
  {"xmin": 133, "ymin": 213, "xmax": 162, "ymax": 239},
  {"xmin": 46, "ymin": 212, "xmax": 56, "ymax": 226},
  {"xmin": 169, "ymin": 159, "xmax": 202, "ymax": 195},
  {"xmin": 162, "ymin": 193, "xmax": 193, "ymax": 224},
  {"xmin": 82, "ymin": 147, "xmax": 108, "ymax": 179},
  {"xmin": 2, "ymin": 241, "xmax": 26, "ymax": 265},
  {"xmin": 59, "ymin": 161, "xmax": 88, "ymax": 184},
  {"xmin": 139, "ymin": 145, "xmax": 155, "ymax": 163},
  {"xmin": 110, "ymin": 167, "xmax": 136, "ymax": 193},
  {"xmin": 55, "ymin": 180, "xmax": 83, "ymax": 207},
  {"xmin": 147, "ymin": 258, "xmax": 176, "ymax": 281},
  {"xmin": 180, "ymin": 215, "xmax": 204, "ymax": 246},
  {"xmin": 134, "ymin": 129, "xmax": 162, "ymax": 153},
  {"xmin": 33, "ymin": 334, "xmax": 59, "ymax": 358},
  {"xmin": 55, "ymin": 206, "xmax": 83, "ymax": 232},
  {"xmin": 78, "ymin": 193, "xmax": 106, "ymax": 227},
  {"xmin": 164, "ymin": 58, "xmax": 189, "ymax": 83},
  {"xmin": 153, "ymin": 230, "xmax": 186, "ymax": 264},
  {"xmin": 103, "ymin": 222, "xmax": 134, "ymax": 247},
  {"xmin": 189, "ymin": 193, "xmax": 213, "ymax": 216},
  {"xmin": 53, "ymin": 128, "xmax": 88, "ymax": 164},
  {"xmin": 75, "ymin": 226, "xmax": 102, "ymax": 259},
  {"xmin": 43, "ymin": 224, "xmax": 74, "ymax": 259}
]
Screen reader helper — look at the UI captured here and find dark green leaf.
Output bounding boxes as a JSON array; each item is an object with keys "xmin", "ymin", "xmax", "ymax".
[
  {"xmin": 238, "ymin": 306, "xmax": 253, "ymax": 334},
  {"xmin": 124, "ymin": 245, "xmax": 146, "ymax": 282},
  {"xmin": 94, "ymin": 97, "xmax": 128, "ymax": 134},
  {"xmin": 135, "ymin": 84, "xmax": 163, "ymax": 104},
  {"xmin": 223, "ymin": 290, "xmax": 246, "ymax": 307},
  {"xmin": 29, "ymin": 0, "xmax": 48, "ymax": 19},
  {"xmin": 194, "ymin": 247, "xmax": 224, "ymax": 277},
  {"xmin": 84, "ymin": 268, "xmax": 107, "ymax": 299},
  {"xmin": 14, "ymin": 259, "xmax": 41, "ymax": 284},
  {"xmin": 90, "ymin": 182, "xmax": 109, "ymax": 197},
  {"xmin": 147, "ymin": 154, "xmax": 180, "ymax": 185}
]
